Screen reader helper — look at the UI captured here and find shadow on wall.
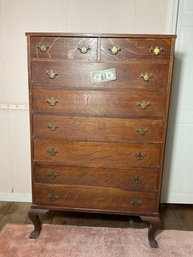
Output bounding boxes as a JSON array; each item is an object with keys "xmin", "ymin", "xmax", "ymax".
[{"xmin": 161, "ymin": 53, "xmax": 183, "ymax": 203}]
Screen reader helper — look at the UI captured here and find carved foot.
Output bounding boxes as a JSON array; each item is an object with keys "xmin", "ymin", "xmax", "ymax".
[
  {"xmin": 140, "ymin": 215, "xmax": 161, "ymax": 248},
  {"xmin": 28, "ymin": 207, "xmax": 49, "ymax": 239}
]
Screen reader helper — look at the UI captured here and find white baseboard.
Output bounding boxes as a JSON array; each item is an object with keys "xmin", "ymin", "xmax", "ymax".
[
  {"xmin": 161, "ymin": 193, "xmax": 193, "ymax": 204},
  {"xmin": 0, "ymin": 193, "xmax": 32, "ymax": 202}
]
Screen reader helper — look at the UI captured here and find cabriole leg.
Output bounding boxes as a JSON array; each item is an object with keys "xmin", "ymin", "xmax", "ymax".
[
  {"xmin": 28, "ymin": 207, "xmax": 49, "ymax": 239},
  {"xmin": 140, "ymin": 215, "xmax": 161, "ymax": 248}
]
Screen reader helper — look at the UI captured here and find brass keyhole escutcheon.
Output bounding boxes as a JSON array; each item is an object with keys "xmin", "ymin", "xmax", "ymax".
[
  {"xmin": 135, "ymin": 152, "xmax": 145, "ymax": 160},
  {"xmin": 130, "ymin": 199, "xmax": 142, "ymax": 207},
  {"xmin": 137, "ymin": 100, "xmax": 150, "ymax": 109},
  {"xmin": 48, "ymin": 148, "xmax": 59, "ymax": 156},
  {"xmin": 46, "ymin": 70, "xmax": 58, "ymax": 79},
  {"xmin": 140, "ymin": 72, "xmax": 153, "ymax": 82},
  {"xmin": 37, "ymin": 44, "xmax": 49, "ymax": 52},
  {"xmin": 48, "ymin": 193, "xmax": 60, "ymax": 201},
  {"xmin": 78, "ymin": 44, "xmax": 90, "ymax": 54},
  {"xmin": 136, "ymin": 127, "xmax": 148, "ymax": 135},
  {"xmin": 109, "ymin": 45, "xmax": 121, "ymax": 55},
  {"xmin": 47, "ymin": 172, "xmax": 59, "ymax": 179},
  {"xmin": 131, "ymin": 176, "xmax": 144, "ymax": 184},
  {"xmin": 150, "ymin": 46, "xmax": 163, "ymax": 55},
  {"xmin": 48, "ymin": 123, "xmax": 60, "ymax": 131},
  {"xmin": 46, "ymin": 97, "xmax": 58, "ymax": 106}
]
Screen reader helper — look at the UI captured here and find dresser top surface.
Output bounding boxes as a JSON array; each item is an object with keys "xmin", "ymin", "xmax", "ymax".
[{"xmin": 25, "ymin": 32, "xmax": 176, "ymax": 39}]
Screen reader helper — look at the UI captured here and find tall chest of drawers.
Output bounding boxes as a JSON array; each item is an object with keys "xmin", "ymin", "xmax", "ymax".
[{"xmin": 26, "ymin": 33, "xmax": 176, "ymax": 248}]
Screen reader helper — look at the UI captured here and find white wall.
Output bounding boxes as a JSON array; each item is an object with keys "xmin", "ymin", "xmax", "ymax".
[{"xmin": 0, "ymin": 0, "xmax": 170, "ymax": 201}]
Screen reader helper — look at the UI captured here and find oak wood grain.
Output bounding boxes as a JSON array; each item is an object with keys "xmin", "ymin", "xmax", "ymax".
[
  {"xmin": 33, "ymin": 139, "xmax": 161, "ymax": 168},
  {"xmin": 32, "ymin": 88, "xmax": 166, "ymax": 118}
]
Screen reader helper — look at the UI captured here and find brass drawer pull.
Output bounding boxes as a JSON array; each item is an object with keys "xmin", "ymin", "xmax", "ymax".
[
  {"xmin": 130, "ymin": 199, "xmax": 142, "ymax": 207},
  {"xmin": 48, "ymin": 148, "xmax": 58, "ymax": 156},
  {"xmin": 135, "ymin": 152, "xmax": 145, "ymax": 160},
  {"xmin": 46, "ymin": 97, "xmax": 58, "ymax": 106},
  {"xmin": 140, "ymin": 72, "xmax": 153, "ymax": 82},
  {"xmin": 46, "ymin": 70, "xmax": 58, "ymax": 79},
  {"xmin": 37, "ymin": 44, "xmax": 49, "ymax": 52},
  {"xmin": 131, "ymin": 176, "xmax": 144, "ymax": 184},
  {"xmin": 109, "ymin": 45, "xmax": 121, "ymax": 55},
  {"xmin": 47, "ymin": 171, "xmax": 59, "ymax": 179},
  {"xmin": 137, "ymin": 100, "xmax": 150, "ymax": 109},
  {"xmin": 48, "ymin": 123, "xmax": 60, "ymax": 131},
  {"xmin": 150, "ymin": 46, "xmax": 163, "ymax": 55},
  {"xmin": 136, "ymin": 127, "xmax": 148, "ymax": 135},
  {"xmin": 48, "ymin": 193, "xmax": 60, "ymax": 201},
  {"xmin": 78, "ymin": 44, "xmax": 90, "ymax": 54}
]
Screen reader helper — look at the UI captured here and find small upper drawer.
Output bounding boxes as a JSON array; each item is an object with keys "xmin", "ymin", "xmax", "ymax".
[
  {"xmin": 30, "ymin": 37, "xmax": 97, "ymax": 60},
  {"xmin": 101, "ymin": 38, "xmax": 171, "ymax": 61}
]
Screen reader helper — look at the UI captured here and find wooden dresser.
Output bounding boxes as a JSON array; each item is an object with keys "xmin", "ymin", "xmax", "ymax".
[{"xmin": 26, "ymin": 33, "xmax": 176, "ymax": 247}]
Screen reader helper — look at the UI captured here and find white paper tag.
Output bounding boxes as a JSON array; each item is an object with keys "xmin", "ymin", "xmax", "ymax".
[{"xmin": 90, "ymin": 68, "xmax": 116, "ymax": 83}]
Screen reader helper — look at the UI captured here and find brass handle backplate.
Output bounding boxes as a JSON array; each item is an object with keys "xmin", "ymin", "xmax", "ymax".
[
  {"xmin": 136, "ymin": 127, "xmax": 148, "ymax": 135},
  {"xmin": 37, "ymin": 44, "xmax": 49, "ymax": 52},
  {"xmin": 137, "ymin": 100, "xmax": 150, "ymax": 109},
  {"xmin": 46, "ymin": 97, "xmax": 58, "ymax": 106},
  {"xmin": 48, "ymin": 193, "xmax": 60, "ymax": 201},
  {"xmin": 135, "ymin": 152, "xmax": 145, "ymax": 160},
  {"xmin": 47, "ymin": 171, "xmax": 59, "ymax": 179},
  {"xmin": 48, "ymin": 148, "xmax": 58, "ymax": 156},
  {"xmin": 46, "ymin": 70, "xmax": 58, "ymax": 79},
  {"xmin": 131, "ymin": 176, "xmax": 144, "ymax": 184},
  {"xmin": 150, "ymin": 46, "xmax": 163, "ymax": 55},
  {"xmin": 48, "ymin": 123, "xmax": 60, "ymax": 131},
  {"xmin": 140, "ymin": 72, "xmax": 153, "ymax": 82},
  {"xmin": 109, "ymin": 45, "xmax": 121, "ymax": 55},
  {"xmin": 78, "ymin": 44, "xmax": 90, "ymax": 54},
  {"xmin": 130, "ymin": 199, "xmax": 142, "ymax": 207}
]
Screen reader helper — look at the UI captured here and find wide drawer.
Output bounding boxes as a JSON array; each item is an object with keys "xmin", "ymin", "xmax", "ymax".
[
  {"xmin": 30, "ymin": 37, "xmax": 97, "ymax": 60},
  {"xmin": 33, "ymin": 184, "xmax": 157, "ymax": 213},
  {"xmin": 31, "ymin": 61, "xmax": 169, "ymax": 91},
  {"xmin": 33, "ymin": 115, "xmax": 164, "ymax": 143},
  {"xmin": 33, "ymin": 140, "xmax": 161, "ymax": 168},
  {"xmin": 34, "ymin": 164, "xmax": 159, "ymax": 191},
  {"xmin": 32, "ymin": 88, "xmax": 166, "ymax": 118},
  {"xmin": 101, "ymin": 38, "xmax": 171, "ymax": 61}
]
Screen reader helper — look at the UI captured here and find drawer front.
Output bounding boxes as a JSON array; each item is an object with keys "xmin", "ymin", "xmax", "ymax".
[
  {"xmin": 30, "ymin": 37, "xmax": 97, "ymax": 60},
  {"xmin": 31, "ymin": 61, "xmax": 169, "ymax": 91},
  {"xmin": 32, "ymin": 88, "xmax": 166, "ymax": 118},
  {"xmin": 101, "ymin": 38, "xmax": 171, "ymax": 61},
  {"xmin": 34, "ymin": 164, "xmax": 159, "ymax": 191},
  {"xmin": 34, "ymin": 140, "xmax": 161, "ymax": 168},
  {"xmin": 33, "ymin": 115, "xmax": 164, "ymax": 143},
  {"xmin": 33, "ymin": 184, "xmax": 157, "ymax": 213}
]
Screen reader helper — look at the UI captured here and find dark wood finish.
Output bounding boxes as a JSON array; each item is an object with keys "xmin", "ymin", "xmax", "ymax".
[
  {"xmin": 28, "ymin": 207, "xmax": 49, "ymax": 238},
  {"xmin": 26, "ymin": 33, "xmax": 176, "ymax": 247},
  {"xmin": 34, "ymin": 164, "xmax": 159, "ymax": 191},
  {"xmin": 30, "ymin": 37, "xmax": 97, "ymax": 60},
  {"xmin": 101, "ymin": 38, "xmax": 171, "ymax": 60},
  {"xmin": 33, "ymin": 184, "xmax": 157, "ymax": 213},
  {"xmin": 2, "ymin": 203, "xmax": 193, "ymax": 233},
  {"xmin": 34, "ymin": 139, "xmax": 161, "ymax": 168},
  {"xmin": 33, "ymin": 115, "xmax": 164, "ymax": 143},
  {"xmin": 31, "ymin": 61, "xmax": 169, "ymax": 90},
  {"xmin": 140, "ymin": 215, "xmax": 161, "ymax": 248},
  {"xmin": 32, "ymin": 88, "xmax": 166, "ymax": 118}
]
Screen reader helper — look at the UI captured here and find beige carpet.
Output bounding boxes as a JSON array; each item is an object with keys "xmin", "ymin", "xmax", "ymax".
[{"xmin": 0, "ymin": 224, "xmax": 192, "ymax": 257}]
